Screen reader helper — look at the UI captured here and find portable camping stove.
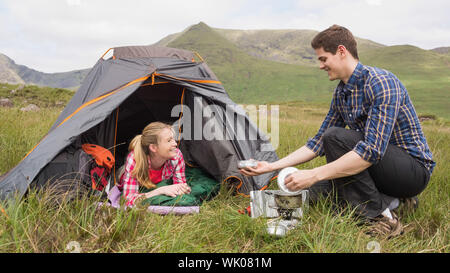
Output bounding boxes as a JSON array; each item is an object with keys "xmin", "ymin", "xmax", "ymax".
[{"xmin": 250, "ymin": 190, "xmax": 309, "ymax": 237}]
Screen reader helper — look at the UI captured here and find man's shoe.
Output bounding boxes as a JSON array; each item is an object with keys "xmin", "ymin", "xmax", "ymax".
[
  {"xmin": 394, "ymin": 196, "xmax": 419, "ymax": 216},
  {"xmin": 366, "ymin": 211, "xmax": 404, "ymax": 239}
]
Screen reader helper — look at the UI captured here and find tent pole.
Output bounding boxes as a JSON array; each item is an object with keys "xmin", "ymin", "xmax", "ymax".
[
  {"xmin": 100, "ymin": 48, "xmax": 113, "ymax": 60},
  {"xmin": 113, "ymin": 107, "xmax": 119, "ymax": 185}
]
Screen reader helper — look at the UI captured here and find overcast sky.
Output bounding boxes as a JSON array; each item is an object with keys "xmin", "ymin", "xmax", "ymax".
[{"xmin": 1, "ymin": 0, "xmax": 449, "ymax": 73}]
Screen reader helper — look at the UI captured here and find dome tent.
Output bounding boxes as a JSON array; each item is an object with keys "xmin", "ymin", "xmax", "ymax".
[{"xmin": 0, "ymin": 45, "xmax": 278, "ymax": 201}]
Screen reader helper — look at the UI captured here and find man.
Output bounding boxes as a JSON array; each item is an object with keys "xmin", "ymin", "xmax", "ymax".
[{"xmin": 240, "ymin": 25, "xmax": 435, "ymax": 238}]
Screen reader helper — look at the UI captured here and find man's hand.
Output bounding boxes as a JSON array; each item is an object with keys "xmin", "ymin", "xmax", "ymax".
[
  {"xmin": 283, "ymin": 151, "xmax": 372, "ymax": 191},
  {"xmin": 239, "ymin": 160, "xmax": 273, "ymax": 176},
  {"xmin": 239, "ymin": 146, "xmax": 318, "ymax": 177},
  {"xmin": 284, "ymin": 169, "xmax": 318, "ymax": 191}
]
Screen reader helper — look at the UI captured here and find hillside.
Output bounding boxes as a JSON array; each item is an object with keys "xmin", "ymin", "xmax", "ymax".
[
  {"xmin": 431, "ymin": 46, "xmax": 450, "ymax": 55},
  {"xmin": 0, "ymin": 54, "xmax": 25, "ymax": 85},
  {"xmin": 359, "ymin": 45, "xmax": 450, "ymax": 118},
  {"xmin": 1, "ymin": 22, "xmax": 449, "ymax": 119},
  {"xmin": 167, "ymin": 22, "xmax": 336, "ymax": 104},
  {"xmin": 213, "ymin": 27, "xmax": 385, "ymax": 66},
  {"xmin": 0, "ymin": 53, "xmax": 89, "ymax": 90},
  {"xmin": 0, "ymin": 82, "xmax": 73, "ymax": 108},
  {"xmin": 156, "ymin": 24, "xmax": 385, "ymax": 66},
  {"xmin": 166, "ymin": 23, "xmax": 450, "ymax": 119}
]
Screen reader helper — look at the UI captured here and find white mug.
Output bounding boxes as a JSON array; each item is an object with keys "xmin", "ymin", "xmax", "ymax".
[{"xmin": 277, "ymin": 167, "xmax": 302, "ymax": 194}]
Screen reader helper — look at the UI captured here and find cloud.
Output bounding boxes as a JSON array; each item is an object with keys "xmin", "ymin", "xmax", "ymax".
[
  {"xmin": 229, "ymin": 0, "xmax": 450, "ymax": 49},
  {"xmin": 0, "ymin": 0, "xmax": 245, "ymax": 72},
  {"xmin": 366, "ymin": 0, "xmax": 382, "ymax": 6},
  {"xmin": 0, "ymin": 0, "xmax": 449, "ymax": 72}
]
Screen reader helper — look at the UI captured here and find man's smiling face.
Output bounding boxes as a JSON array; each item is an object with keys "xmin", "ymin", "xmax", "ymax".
[{"xmin": 315, "ymin": 47, "xmax": 344, "ymax": 81}]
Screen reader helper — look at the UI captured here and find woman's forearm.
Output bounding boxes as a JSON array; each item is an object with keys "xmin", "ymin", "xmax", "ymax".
[{"xmin": 143, "ymin": 188, "xmax": 161, "ymax": 199}]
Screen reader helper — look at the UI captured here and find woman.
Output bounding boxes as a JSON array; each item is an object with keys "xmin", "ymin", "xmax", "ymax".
[{"xmin": 118, "ymin": 122, "xmax": 191, "ymax": 206}]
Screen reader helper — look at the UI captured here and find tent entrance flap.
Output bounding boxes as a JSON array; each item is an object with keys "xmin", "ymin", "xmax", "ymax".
[
  {"xmin": 114, "ymin": 83, "xmax": 184, "ymax": 165},
  {"xmin": 77, "ymin": 81, "xmax": 257, "ymax": 190}
]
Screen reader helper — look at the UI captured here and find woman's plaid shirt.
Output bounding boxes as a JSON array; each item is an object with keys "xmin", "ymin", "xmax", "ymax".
[
  {"xmin": 306, "ymin": 62, "xmax": 435, "ymax": 174},
  {"xmin": 118, "ymin": 148, "xmax": 186, "ymax": 206}
]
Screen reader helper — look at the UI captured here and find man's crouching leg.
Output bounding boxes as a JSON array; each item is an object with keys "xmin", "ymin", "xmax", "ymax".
[{"xmin": 313, "ymin": 127, "xmax": 395, "ymax": 219}]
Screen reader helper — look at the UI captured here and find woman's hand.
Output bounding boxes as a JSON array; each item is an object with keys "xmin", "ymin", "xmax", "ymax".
[
  {"xmin": 156, "ymin": 183, "xmax": 191, "ymax": 197},
  {"xmin": 239, "ymin": 160, "xmax": 273, "ymax": 176}
]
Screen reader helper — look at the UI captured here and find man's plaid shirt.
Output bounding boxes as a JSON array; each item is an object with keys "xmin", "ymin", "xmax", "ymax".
[{"xmin": 306, "ymin": 62, "xmax": 435, "ymax": 174}]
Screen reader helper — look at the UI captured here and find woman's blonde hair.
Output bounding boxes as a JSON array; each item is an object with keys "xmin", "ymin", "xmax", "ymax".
[{"xmin": 129, "ymin": 122, "xmax": 174, "ymax": 189}]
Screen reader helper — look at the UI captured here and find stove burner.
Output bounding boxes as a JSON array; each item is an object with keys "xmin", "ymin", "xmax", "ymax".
[{"xmin": 277, "ymin": 208, "xmax": 295, "ymax": 220}]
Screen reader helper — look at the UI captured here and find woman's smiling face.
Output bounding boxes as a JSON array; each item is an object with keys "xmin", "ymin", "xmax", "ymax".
[{"xmin": 151, "ymin": 127, "xmax": 177, "ymax": 160}]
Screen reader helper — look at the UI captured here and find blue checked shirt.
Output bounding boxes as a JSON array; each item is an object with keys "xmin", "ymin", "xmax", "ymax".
[{"xmin": 306, "ymin": 62, "xmax": 435, "ymax": 174}]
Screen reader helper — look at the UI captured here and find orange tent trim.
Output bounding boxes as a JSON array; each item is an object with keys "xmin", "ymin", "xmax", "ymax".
[
  {"xmin": 153, "ymin": 73, "xmax": 221, "ymax": 84},
  {"xmin": 22, "ymin": 75, "xmax": 150, "ymax": 161},
  {"xmin": 223, "ymin": 175, "xmax": 278, "ymax": 197},
  {"xmin": 56, "ymin": 76, "xmax": 150, "ymax": 129}
]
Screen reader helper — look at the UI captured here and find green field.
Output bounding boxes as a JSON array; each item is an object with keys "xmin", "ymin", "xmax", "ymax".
[
  {"xmin": 168, "ymin": 23, "xmax": 450, "ymax": 120},
  {"xmin": 0, "ymin": 84, "xmax": 448, "ymax": 252}
]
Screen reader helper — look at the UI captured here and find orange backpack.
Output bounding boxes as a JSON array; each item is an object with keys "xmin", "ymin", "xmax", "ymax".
[
  {"xmin": 81, "ymin": 144, "xmax": 115, "ymax": 171},
  {"xmin": 81, "ymin": 144, "xmax": 115, "ymax": 191}
]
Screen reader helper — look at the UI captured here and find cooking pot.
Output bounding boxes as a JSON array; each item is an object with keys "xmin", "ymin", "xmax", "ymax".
[{"xmin": 267, "ymin": 190, "xmax": 303, "ymax": 209}]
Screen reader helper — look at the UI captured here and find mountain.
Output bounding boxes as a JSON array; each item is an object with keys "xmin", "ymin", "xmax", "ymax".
[
  {"xmin": 0, "ymin": 53, "xmax": 89, "ymax": 90},
  {"xmin": 162, "ymin": 22, "xmax": 450, "ymax": 118},
  {"xmin": 165, "ymin": 22, "xmax": 336, "ymax": 104},
  {"xmin": 360, "ymin": 45, "xmax": 450, "ymax": 73},
  {"xmin": 213, "ymin": 28, "xmax": 385, "ymax": 66},
  {"xmin": 0, "ymin": 54, "xmax": 25, "ymax": 85},
  {"xmin": 156, "ymin": 24, "xmax": 385, "ymax": 66},
  {"xmin": 1, "ymin": 22, "xmax": 449, "ymax": 118},
  {"xmin": 431, "ymin": 46, "xmax": 450, "ymax": 55}
]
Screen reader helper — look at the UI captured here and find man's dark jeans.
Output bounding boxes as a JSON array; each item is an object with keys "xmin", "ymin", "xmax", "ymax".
[{"xmin": 308, "ymin": 127, "xmax": 430, "ymax": 219}]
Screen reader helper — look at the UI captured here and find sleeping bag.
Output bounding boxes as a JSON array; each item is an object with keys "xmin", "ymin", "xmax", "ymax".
[{"xmin": 139, "ymin": 166, "xmax": 220, "ymax": 206}]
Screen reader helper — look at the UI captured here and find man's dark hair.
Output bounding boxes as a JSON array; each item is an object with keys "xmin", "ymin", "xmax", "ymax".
[{"xmin": 311, "ymin": 24, "xmax": 359, "ymax": 60}]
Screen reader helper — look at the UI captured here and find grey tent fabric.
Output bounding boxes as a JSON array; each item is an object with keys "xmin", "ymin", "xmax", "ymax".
[
  {"xmin": 114, "ymin": 46, "xmax": 195, "ymax": 62},
  {"xmin": 51, "ymin": 58, "xmax": 155, "ymax": 131},
  {"xmin": 0, "ymin": 45, "xmax": 278, "ymax": 201}
]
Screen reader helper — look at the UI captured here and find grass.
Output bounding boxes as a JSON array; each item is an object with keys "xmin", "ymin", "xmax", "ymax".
[
  {"xmin": 0, "ymin": 82, "xmax": 74, "ymax": 108},
  {"xmin": 0, "ymin": 90, "xmax": 448, "ymax": 252}
]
